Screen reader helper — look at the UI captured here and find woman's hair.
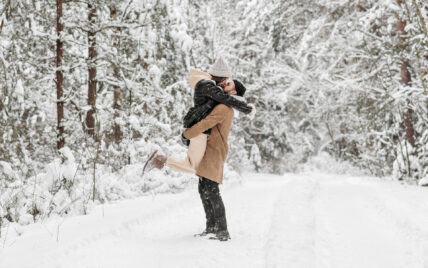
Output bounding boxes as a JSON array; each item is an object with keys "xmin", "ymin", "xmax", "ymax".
[{"xmin": 211, "ymin": 75, "xmax": 227, "ymax": 85}]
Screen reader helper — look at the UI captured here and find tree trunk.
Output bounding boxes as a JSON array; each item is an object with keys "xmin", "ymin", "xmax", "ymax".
[
  {"xmin": 113, "ymin": 87, "xmax": 121, "ymax": 143},
  {"xmin": 56, "ymin": 0, "xmax": 65, "ymax": 150},
  {"xmin": 401, "ymin": 60, "xmax": 416, "ymax": 147},
  {"xmin": 110, "ymin": 5, "xmax": 122, "ymax": 144},
  {"xmin": 410, "ymin": 0, "xmax": 427, "ymax": 105},
  {"xmin": 85, "ymin": 3, "xmax": 97, "ymax": 136},
  {"xmin": 395, "ymin": 3, "xmax": 416, "ymax": 148}
]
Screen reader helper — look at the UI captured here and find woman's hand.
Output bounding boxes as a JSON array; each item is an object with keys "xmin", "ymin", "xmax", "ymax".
[{"xmin": 247, "ymin": 104, "xmax": 256, "ymax": 120}]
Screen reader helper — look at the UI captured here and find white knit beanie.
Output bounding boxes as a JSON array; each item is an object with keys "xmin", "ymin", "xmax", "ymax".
[{"xmin": 209, "ymin": 56, "xmax": 232, "ymax": 77}]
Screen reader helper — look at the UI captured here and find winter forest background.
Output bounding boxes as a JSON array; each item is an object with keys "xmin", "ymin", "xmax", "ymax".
[{"xmin": 0, "ymin": 0, "xmax": 427, "ymax": 229}]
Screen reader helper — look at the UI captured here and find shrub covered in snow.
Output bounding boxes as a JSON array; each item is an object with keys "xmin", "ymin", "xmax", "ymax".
[{"xmin": 0, "ymin": 145, "xmax": 243, "ymax": 232}]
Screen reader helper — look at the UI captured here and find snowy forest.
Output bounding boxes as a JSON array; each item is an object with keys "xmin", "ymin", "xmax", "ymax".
[{"xmin": 0, "ymin": 0, "xmax": 427, "ymax": 235}]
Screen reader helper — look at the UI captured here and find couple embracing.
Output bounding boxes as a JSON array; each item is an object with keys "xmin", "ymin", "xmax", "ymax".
[{"xmin": 143, "ymin": 57, "xmax": 256, "ymax": 241}]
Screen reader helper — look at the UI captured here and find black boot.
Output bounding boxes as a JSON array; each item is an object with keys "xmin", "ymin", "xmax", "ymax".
[
  {"xmin": 210, "ymin": 230, "xmax": 231, "ymax": 241},
  {"xmin": 194, "ymin": 226, "xmax": 217, "ymax": 237},
  {"xmin": 209, "ymin": 216, "xmax": 230, "ymax": 241}
]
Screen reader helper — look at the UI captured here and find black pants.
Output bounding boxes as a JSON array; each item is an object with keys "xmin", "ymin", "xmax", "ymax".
[{"xmin": 198, "ymin": 177, "xmax": 228, "ymax": 232}]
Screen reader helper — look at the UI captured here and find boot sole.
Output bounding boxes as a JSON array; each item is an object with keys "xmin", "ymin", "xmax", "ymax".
[
  {"xmin": 209, "ymin": 236, "xmax": 231, "ymax": 241},
  {"xmin": 194, "ymin": 233, "xmax": 215, "ymax": 238}
]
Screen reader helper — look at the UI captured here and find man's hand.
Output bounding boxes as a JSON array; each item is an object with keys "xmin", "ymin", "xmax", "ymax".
[{"xmin": 181, "ymin": 133, "xmax": 190, "ymax": 147}]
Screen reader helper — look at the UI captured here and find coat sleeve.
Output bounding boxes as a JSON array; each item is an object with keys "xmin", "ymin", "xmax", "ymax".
[
  {"xmin": 199, "ymin": 82, "xmax": 253, "ymax": 114},
  {"xmin": 183, "ymin": 104, "xmax": 231, "ymax": 139},
  {"xmin": 182, "ymin": 100, "xmax": 215, "ymax": 128}
]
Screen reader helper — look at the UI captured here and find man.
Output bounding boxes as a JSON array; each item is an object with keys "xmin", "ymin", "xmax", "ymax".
[
  {"xmin": 181, "ymin": 80, "xmax": 238, "ymax": 241},
  {"xmin": 147, "ymin": 80, "xmax": 241, "ymax": 241}
]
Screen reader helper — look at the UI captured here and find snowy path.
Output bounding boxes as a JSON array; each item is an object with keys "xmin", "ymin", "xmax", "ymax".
[{"xmin": 1, "ymin": 173, "xmax": 428, "ymax": 268}]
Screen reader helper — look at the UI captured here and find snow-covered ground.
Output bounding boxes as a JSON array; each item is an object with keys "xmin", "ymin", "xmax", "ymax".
[{"xmin": 1, "ymin": 173, "xmax": 428, "ymax": 268}]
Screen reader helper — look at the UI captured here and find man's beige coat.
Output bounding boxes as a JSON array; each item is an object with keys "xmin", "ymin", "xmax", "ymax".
[{"xmin": 183, "ymin": 104, "xmax": 234, "ymax": 184}]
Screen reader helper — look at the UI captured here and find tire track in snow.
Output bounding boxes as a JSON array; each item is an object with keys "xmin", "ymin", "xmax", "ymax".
[
  {"xmin": 327, "ymin": 177, "xmax": 428, "ymax": 267},
  {"xmin": 263, "ymin": 175, "xmax": 321, "ymax": 268},
  {"xmin": 361, "ymin": 184, "xmax": 428, "ymax": 267},
  {"xmin": 223, "ymin": 175, "xmax": 293, "ymax": 268},
  {"xmin": 314, "ymin": 175, "xmax": 425, "ymax": 268}
]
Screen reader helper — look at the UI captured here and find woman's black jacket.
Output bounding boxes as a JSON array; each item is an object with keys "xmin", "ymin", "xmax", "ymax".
[{"xmin": 182, "ymin": 79, "xmax": 252, "ymax": 136}]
